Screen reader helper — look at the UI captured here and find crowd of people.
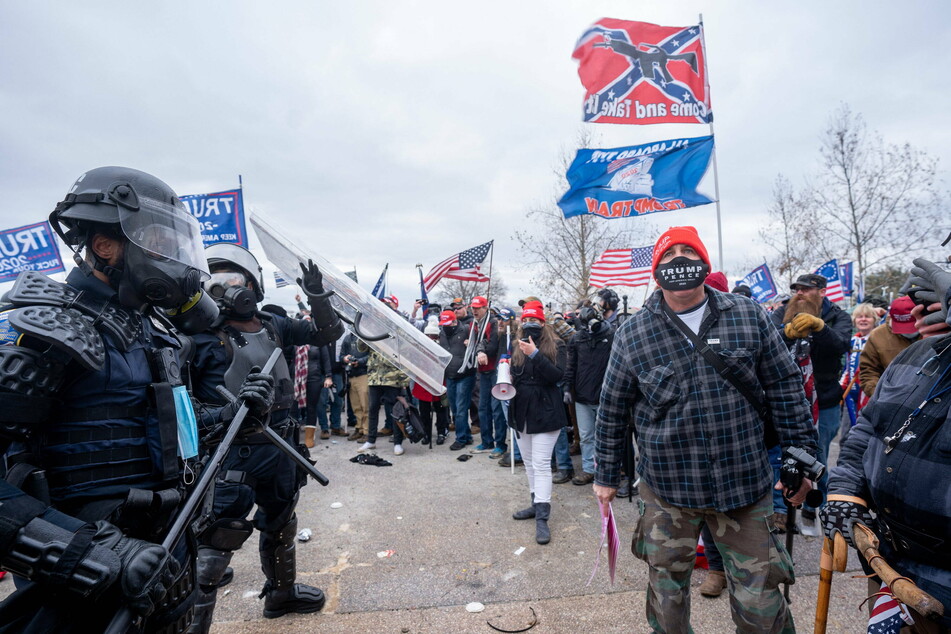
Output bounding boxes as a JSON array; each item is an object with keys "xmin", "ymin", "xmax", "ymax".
[{"xmin": 0, "ymin": 165, "xmax": 948, "ymax": 634}]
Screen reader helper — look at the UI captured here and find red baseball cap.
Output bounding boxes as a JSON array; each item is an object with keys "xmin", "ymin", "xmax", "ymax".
[
  {"xmin": 889, "ymin": 296, "xmax": 917, "ymax": 335},
  {"xmin": 652, "ymin": 226, "xmax": 711, "ymax": 273},
  {"xmin": 521, "ymin": 305, "xmax": 546, "ymax": 322},
  {"xmin": 470, "ymin": 296, "xmax": 488, "ymax": 308},
  {"xmin": 438, "ymin": 310, "xmax": 456, "ymax": 326}
]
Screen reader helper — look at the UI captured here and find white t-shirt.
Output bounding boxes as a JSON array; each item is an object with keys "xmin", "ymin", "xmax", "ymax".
[{"xmin": 676, "ymin": 298, "xmax": 708, "ymax": 339}]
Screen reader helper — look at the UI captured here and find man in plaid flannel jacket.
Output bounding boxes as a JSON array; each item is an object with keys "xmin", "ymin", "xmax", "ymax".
[{"xmin": 593, "ymin": 226, "xmax": 818, "ymax": 634}]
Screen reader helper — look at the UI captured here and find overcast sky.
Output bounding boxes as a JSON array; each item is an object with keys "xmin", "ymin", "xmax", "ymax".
[{"xmin": 2, "ymin": 1, "xmax": 949, "ymax": 310}]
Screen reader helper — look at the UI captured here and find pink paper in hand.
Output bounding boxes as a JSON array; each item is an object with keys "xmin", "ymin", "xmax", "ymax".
[{"xmin": 587, "ymin": 500, "xmax": 621, "ymax": 586}]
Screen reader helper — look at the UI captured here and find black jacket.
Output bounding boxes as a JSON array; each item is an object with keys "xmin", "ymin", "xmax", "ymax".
[
  {"xmin": 509, "ymin": 339, "xmax": 568, "ymax": 434},
  {"xmin": 565, "ymin": 325, "xmax": 614, "ymax": 405},
  {"xmin": 340, "ymin": 333, "xmax": 369, "ymax": 378},
  {"xmin": 771, "ymin": 298, "xmax": 851, "ymax": 408},
  {"xmin": 440, "ymin": 324, "xmax": 475, "ymax": 379}
]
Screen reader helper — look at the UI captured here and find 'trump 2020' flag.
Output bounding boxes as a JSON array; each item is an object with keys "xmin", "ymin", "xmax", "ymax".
[
  {"xmin": 180, "ymin": 188, "xmax": 248, "ymax": 247},
  {"xmin": 839, "ymin": 261, "xmax": 854, "ymax": 296},
  {"xmin": 424, "ymin": 241, "xmax": 493, "ymax": 292},
  {"xmin": 0, "ymin": 221, "xmax": 65, "ymax": 283},
  {"xmin": 814, "ymin": 259, "xmax": 845, "ymax": 302},
  {"xmin": 558, "ymin": 136, "xmax": 714, "ymax": 219},
  {"xmin": 738, "ymin": 263, "xmax": 778, "ymax": 303},
  {"xmin": 589, "ymin": 246, "xmax": 653, "ymax": 288},
  {"xmin": 573, "ymin": 18, "xmax": 711, "ymax": 124}
]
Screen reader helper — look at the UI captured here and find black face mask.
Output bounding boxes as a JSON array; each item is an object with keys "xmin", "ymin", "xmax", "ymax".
[
  {"xmin": 655, "ymin": 256, "xmax": 710, "ymax": 291},
  {"xmin": 443, "ymin": 325, "xmax": 457, "ymax": 337},
  {"xmin": 521, "ymin": 323, "xmax": 543, "ymax": 341}
]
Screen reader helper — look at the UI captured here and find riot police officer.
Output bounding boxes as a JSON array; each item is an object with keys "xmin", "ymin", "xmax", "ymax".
[
  {"xmin": 187, "ymin": 243, "xmax": 342, "ymax": 630},
  {"xmin": 0, "ymin": 166, "xmax": 223, "ymax": 632}
]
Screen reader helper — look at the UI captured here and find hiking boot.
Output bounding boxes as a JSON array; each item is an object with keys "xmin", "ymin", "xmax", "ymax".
[
  {"xmin": 551, "ymin": 470, "xmax": 574, "ymax": 484},
  {"xmin": 332, "ymin": 428, "xmax": 347, "ymax": 437},
  {"xmin": 378, "ymin": 427, "xmax": 393, "ymax": 436},
  {"xmin": 498, "ymin": 452, "xmax": 523, "ymax": 468},
  {"xmin": 699, "ymin": 570, "xmax": 727, "ymax": 597},
  {"xmin": 347, "ymin": 430, "xmax": 363, "ymax": 441},
  {"xmin": 319, "ymin": 430, "xmax": 330, "ymax": 440},
  {"xmin": 571, "ymin": 472, "xmax": 595, "ymax": 486}
]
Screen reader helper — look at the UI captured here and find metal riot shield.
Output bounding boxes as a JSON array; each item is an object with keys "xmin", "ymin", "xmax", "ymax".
[{"xmin": 250, "ymin": 213, "xmax": 450, "ymax": 396}]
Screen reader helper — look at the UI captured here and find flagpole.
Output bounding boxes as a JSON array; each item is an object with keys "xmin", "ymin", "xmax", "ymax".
[
  {"xmin": 699, "ymin": 14, "xmax": 724, "ymax": 271},
  {"xmin": 484, "ymin": 240, "xmax": 495, "ymax": 304}
]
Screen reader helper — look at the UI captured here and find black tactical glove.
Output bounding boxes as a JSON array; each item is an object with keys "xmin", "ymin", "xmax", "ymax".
[
  {"xmin": 296, "ymin": 259, "xmax": 326, "ymax": 300},
  {"xmin": 236, "ymin": 366, "xmax": 275, "ymax": 418},
  {"xmin": 819, "ymin": 498, "xmax": 875, "ymax": 548},
  {"xmin": 92, "ymin": 521, "xmax": 180, "ymax": 616}
]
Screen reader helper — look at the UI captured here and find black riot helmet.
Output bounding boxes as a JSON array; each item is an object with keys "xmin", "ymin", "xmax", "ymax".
[
  {"xmin": 597, "ymin": 288, "xmax": 620, "ymax": 312},
  {"xmin": 204, "ymin": 243, "xmax": 265, "ymax": 319},
  {"xmin": 49, "ymin": 166, "xmax": 218, "ymax": 332}
]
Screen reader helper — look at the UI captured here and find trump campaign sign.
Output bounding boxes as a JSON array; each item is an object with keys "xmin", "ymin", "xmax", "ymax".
[
  {"xmin": 180, "ymin": 188, "xmax": 248, "ymax": 247},
  {"xmin": 558, "ymin": 136, "xmax": 714, "ymax": 219},
  {"xmin": 573, "ymin": 18, "xmax": 711, "ymax": 125},
  {"xmin": 0, "ymin": 221, "xmax": 65, "ymax": 283}
]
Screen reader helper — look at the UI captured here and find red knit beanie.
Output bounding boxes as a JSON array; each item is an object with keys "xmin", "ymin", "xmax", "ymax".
[
  {"xmin": 651, "ymin": 226, "xmax": 711, "ymax": 273},
  {"xmin": 706, "ymin": 271, "xmax": 729, "ymax": 293}
]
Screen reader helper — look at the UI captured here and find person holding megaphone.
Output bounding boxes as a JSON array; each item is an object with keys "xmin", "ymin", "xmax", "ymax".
[{"xmin": 507, "ymin": 300, "xmax": 568, "ymax": 545}]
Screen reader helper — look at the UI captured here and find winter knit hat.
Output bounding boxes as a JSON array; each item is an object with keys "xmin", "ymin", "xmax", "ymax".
[
  {"xmin": 706, "ymin": 271, "xmax": 729, "ymax": 293},
  {"xmin": 520, "ymin": 305, "xmax": 546, "ymax": 322},
  {"xmin": 651, "ymin": 226, "xmax": 711, "ymax": 273}
]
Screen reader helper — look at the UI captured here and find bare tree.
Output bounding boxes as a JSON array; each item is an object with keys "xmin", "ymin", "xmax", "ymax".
[
  {"xmin": 432, "ymin": 271, "xmax": 509, "ymax": 308},
  {"xmin": 759, "ymin": 175, "xmax": 821, "ymax": 288},
  {"xmin": 513, "ymin": 129, "xmax": 649, "ymax": 307},
  {"xmin": 810, "ymin": 104, "xmax": 944, "ymax": 278}
]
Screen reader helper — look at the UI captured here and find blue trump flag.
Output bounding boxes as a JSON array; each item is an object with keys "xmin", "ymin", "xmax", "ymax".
[
  {"xmin": 0, "ymin": 221, "xmax": 65, "ymax": 283},
  {"xmin": 839, "ymin": 261, "xmax": 854, "ymax": 296},
  {"xmin": 180, "ymin": 188, "xmax": 248, "ymax": 247},
  {"xmin": 738, "ymin": 263, "xmax": 778, "ymax": 303},
  {"xmin": 558, "ymin": 136, "xmax": 715, "ymax": 219}
]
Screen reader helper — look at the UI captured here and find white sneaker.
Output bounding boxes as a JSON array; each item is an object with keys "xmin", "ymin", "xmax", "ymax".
[
  {"xmin": 357, "ymin": 442, "xmax": 376, "ymax": 453},
  {"xmin": 799, "ymin": 514, "xmax": 821, "ymax": 537},
  {"xmin": 393, "ymin": 444, "xmax": 404, "ymax": 456}
]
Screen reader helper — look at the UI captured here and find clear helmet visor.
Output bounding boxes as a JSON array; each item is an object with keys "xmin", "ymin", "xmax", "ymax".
[
  {"xmin": 207, "ymin": 270, "xmax": 248, "ymax": 290},
  {"xmin": 119, "ymin": 197, "xmax": 210, "ymax": 279}
]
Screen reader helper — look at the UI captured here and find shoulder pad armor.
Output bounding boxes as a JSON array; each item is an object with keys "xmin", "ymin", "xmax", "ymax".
[
  {"xmin": 3, "ymin": 270, "xmax": 140, "ymax": 350},
  {"xmin": 8, "ymin": 305, "xmax": 105, "ymax": 371}
]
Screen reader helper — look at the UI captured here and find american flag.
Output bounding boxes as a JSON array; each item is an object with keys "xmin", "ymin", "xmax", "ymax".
[
  {"xmin": 589, "ymin": 246, "xmax": 653, "ymax": 288},
  {"xmin": 273, "ymin": 270, "xmax": 290, "ymax": 288},
  {"xmin": 866, "ymin": 581, "xmax": 914, "ymax": 633},
  {"xmin": 814, "ymin": 259, "xmax": 844, "ymax": 302},
  {"xmin": 423, "ymin": 241, "xmax": 492, "ymax": 292}
]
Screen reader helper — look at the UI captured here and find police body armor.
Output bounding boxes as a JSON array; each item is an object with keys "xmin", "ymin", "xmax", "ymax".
[
  {"xmin": 0, "ymin": 271, "xmax": 198, "ymax": 633},
  {"xmin": 220, "ymin": 324, "xmax": 295, "ymax": 416}
]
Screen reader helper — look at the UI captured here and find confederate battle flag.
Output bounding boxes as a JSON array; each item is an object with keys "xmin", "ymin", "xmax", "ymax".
[{"xmin": 573, "ymin": 18, "xmax": 712, "ymax": 125}]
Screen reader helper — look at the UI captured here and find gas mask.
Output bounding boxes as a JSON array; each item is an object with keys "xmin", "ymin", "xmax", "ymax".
[
  {"xmin": 204, "ymin": 270, "xmax": 258, "ymax": 320},
  {"xmin": 655, "ymin": 256, "xmax": 710, "ymax": 291},
  {"xmin": 579, "ymin": 305, "xmax": 607, "ymax": 335}
]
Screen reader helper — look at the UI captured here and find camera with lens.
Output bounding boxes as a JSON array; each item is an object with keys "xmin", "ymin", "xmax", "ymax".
[{"xmin": 780, "ymin": 446, "xmax": 825, "ymax": 504}]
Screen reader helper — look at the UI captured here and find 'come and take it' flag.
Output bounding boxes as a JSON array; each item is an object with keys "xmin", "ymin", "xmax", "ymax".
[
  {"xmin": 573, "ymin": 18, "xmax": 711, "ymax": 124},
  {"xmin": 558, "ymin": 136, "xmax": 714, "ymax": 219}
]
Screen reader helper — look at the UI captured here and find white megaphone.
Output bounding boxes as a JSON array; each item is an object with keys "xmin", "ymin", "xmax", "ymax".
[{"xmin": 491, "ymin": 357, "xmax": 516, "ymax": 401}]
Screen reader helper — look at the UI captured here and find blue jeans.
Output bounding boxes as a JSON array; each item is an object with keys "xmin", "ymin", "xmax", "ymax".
[
  {"xmin": 553, "ymin": 427, "xmax": 572, "ymax": 471},
  {"xmin": 316, "ymin": 372, "xmax": 345, "ymax": 431},
  {"xmin": 446, "ymin": 374, "xmax": 475, "ymax": 444},
  {"xmin": 477, "ymin": 370, "xmax": 507, "ymax": 450},
  {"xmin": 574, "ymin": 402, "xmax": 597, "ymax": 475},
  {"xmin": 815, "ymin": 406, "xmax": 839, "ymax": 498},
  {"xmin": 767, "ymin": 444, "xmax": 785, "ymax": 513}
]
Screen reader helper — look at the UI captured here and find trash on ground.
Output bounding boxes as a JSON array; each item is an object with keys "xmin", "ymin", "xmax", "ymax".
[
  {"xmin": 487, "ymin": 606, "xmax": 538, "ymax": 632},
  {"xmin": 465, "ymin": 602, "xmax": 485, "ymax": 613},
  {"xmin": 377, "ymin": 549, "xmax": 396, "ymax": 558},
  {"xmin": 513, "ymin": 547, "xmax": 525, "ymax": 556},
  {"xmin": 297, "ymin": 528, "xmax": 313, "ymax": 542},
  {"xmin": 330, "ymin": 502, "xmax": 343, "ymax": 509}
]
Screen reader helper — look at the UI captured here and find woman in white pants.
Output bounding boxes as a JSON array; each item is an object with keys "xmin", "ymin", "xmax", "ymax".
[{"xmin": 508, "ymin": 301, "xmax": 567, "ymax": 544}]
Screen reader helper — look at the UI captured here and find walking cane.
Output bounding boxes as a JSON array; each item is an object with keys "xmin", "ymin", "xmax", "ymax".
[{"xmin": 814, "ymin": 533, "xmax": 848, "ymax": 634}]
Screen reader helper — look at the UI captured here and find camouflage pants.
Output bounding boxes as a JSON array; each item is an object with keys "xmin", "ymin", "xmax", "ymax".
[{"xmin": 633, "ymin": 484, "xmax": 795, "ymax": 634}]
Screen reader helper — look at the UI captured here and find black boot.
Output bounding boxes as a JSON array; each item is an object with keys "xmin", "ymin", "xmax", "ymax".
[
  {"xmin": 260, "ymin": 516, "xmax": 326, "ymax": 618},
  {"xmin": 189, "ymin": 547, "xmax": 235, "ymax": 634},
  {"xmin": 535, "ymin": 502, "xmax": 551, "ymax": 545},
  {"xmin": 512, "ymin": 493, "xmax": 536, "ymax": 520}
]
